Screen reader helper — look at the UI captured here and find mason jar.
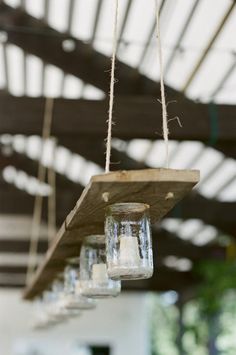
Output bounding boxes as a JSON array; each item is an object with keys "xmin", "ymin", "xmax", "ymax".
[
  {"xmin": 105, "ymin": 203, "xmax": 153, "ymax": 280},
  {"xmin": 48, "ymin": 280, "xmax": 79, "ymax": 320},
  {"xmin": 80, "ymin": 235, "xmax": 121, "ymax": 298},
  {"xmin": 32, "ymin": 296, "xmax": 58, "ymax": 329},
  {"xmin": 61, "ymin": 265, "xmax": 96, "ymax": 310}
]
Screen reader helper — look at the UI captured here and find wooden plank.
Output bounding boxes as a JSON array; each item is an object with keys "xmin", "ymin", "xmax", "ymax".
[{"xmin": 23, "ymin": 168, "xmax": 199, "ymax": 300}]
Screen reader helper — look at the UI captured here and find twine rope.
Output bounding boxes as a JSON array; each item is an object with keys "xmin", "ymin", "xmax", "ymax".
[
  {"xmin": 26, "ymin": 97, "xmax": 54, "ymax": 285},
  {"xmin": 47, "ymin": 137, "xmax": 57, "ymax": 244},
  {"xmin": 155, "ymin": 0, "xmax": 169, "ymax": 168},
  {"xmin": 105, "ymin": 0, "xmax": 119, "ymax": 173}
]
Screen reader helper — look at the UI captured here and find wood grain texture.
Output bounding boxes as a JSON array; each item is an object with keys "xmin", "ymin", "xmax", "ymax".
[{"xmin": 23, "ymin": 169, "xmax": 199, "ymax": 300}]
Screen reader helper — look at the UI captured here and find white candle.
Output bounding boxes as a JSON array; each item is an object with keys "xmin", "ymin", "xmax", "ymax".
[
  {"xmin": 119, "ymin": 236, "xmax": 140, "ymax": 266},
  {"xmin": 75, "ymin": 280, "xmax": 81, "ymax": 294},
  {"xmin": 92, "ymin": 263, "xmax": 109, "ymax": 282}
]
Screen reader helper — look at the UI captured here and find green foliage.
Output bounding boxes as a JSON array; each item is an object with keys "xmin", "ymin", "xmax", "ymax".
[
  {"xmin": 182, "ymin": 300, "xmax": 208, "ymax": 355},
  {"xmin": 149, "ymin": 257, "xmax": 236, "ymax": 354},
  {"xmin": 149, "ymin": 290, "xmax": 236, "ymax": 355},
  {"xmin": 195, "ymin": 260, "xmax": 236, "ymax": 315},
  {"xmin": 149, "ymin": 294, "xmax": 179, "ymax": 355}
]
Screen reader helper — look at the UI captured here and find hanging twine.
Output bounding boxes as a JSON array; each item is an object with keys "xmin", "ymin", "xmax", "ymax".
[
  {"xmin": 47, "ymin": 137, "xmax": 57, "ymax": 244},
  {"xmin": 105, "ymin": 0, "xmax": 119, "ymax": 173},
  {"xmin": 26, "ymin": 97, "xmax": 54, "ymax": 285},
  {"xmin": 155, "ymin": 0, "xmax": 169, "ymax": 168}
]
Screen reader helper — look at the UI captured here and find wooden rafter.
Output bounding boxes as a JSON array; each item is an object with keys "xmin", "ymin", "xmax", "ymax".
[
  {"xmin": 0, "ymin": 95, "xmax": 235, "ymax": 158},
  {"xmin": 0, "ymin": 229, "xmax": 225, "ymax": 291},
  {"xmin": 0, "ymin": 229, "xmax": 226, "ymax": 261},
  {"xmin": 0, "ymin": 139, "xmax": 235, "ymax": 239},
  {"xmin": 0, "ymin": 3, "xmax": 181, "ymax": 98},
  {"xmin": 0, "ymin": 267, "xmax": 199, "ymax": 293},
  {"xmin": 0, "ymin": 179, "xmax": 235, "ymax": 236}
]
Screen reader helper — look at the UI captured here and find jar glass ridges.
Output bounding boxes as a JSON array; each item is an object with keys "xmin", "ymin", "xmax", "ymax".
[
  {"xmin": 105, "ymin": 203, "xmax": 153, "ymax": 280},
  {"xmin": 80, "ymin": 235, "xmax": 121, "ymax": 298}
]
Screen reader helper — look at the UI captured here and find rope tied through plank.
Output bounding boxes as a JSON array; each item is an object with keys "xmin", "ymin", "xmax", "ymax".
[
  {"xmin": 47, "ymin": 136, "xmax": 57, "ymax": 243},
  {"xmin": 155, "ymin": 0, "xmax": 169, "ymax": 168},
  {"xmin": 105, "ymin": 0, "xmax": 170, "ymax": 170},
  {"xmin": 105, "ymin": 0, "xmax": 119, "ymax": 173},
  {"xmin": 26, "ymin": 97, "xmax": 55, "ymax": 285}
]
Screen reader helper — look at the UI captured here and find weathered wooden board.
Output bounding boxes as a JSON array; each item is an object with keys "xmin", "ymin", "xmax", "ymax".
[{"xmin": 23, "ymin": 169, "xmax": 200, "ymax": 300}]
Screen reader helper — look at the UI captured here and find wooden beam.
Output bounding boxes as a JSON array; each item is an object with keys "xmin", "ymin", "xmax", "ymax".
[
  {"xmin": 0, "ymin": 266, "xmax": 29, "ymax": 274},
  {"xmin": 0, "ymin": 239, "xmax": 48, "ymax": 253},
  {"xmin": 0, "ymin": 283, "xmax": 24, "ymax": 288},
  {"xmin": 0, "ymin": 182, "xmax": 235, "ymax": 236},
  {"xmin": 0, "ymin": 267, "xmax": 198, "ymax": 292},
  {"xmin": 157, "ymin": 229, "xmax": 226, "ymax": 261},
  {"xmin": 0, "ymin": 230, "xmax": 225, "ymax": 261},
  {"xmin": 0, "ymin": 3, "xmax": 180, "ymax": 98},
  {"xmin": 0, "ymin": 184, "xmax": 78, "ymax": 225},
  {"xmin": 1, "ymin": 145, "xmax": 235, "ymax": 236},
  {"xmin": 0, "ymin": 96, "xmax": 235, "ymax": 152},
  {"xmin": 0, "ymin": 147, "xmax": 75, "ymax": 191},
  {"xmin": 0, "ymin": 148, "xmax": 234, "ymax": 237},
  {"xmin": 182, "ymin": 1, "xmax": 236, "ymax": 92}
]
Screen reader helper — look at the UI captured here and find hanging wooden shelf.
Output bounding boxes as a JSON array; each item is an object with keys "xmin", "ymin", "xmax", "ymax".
[{"xmin": 24, "ymin": 168, "xmax": 200, "ymax": 300}]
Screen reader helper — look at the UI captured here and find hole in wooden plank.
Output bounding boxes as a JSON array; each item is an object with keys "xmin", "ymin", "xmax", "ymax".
[
  {"xmin": 102, "ymin": 192, "xmax": 110, "ymax": 202},
  {"xmin": 165, "ymin": 192, "xmax": 174, "ymax": 200}
]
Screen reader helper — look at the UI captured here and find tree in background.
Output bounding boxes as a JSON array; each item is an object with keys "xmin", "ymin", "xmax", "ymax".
[{"xmin": 150, "ymin": 261, "xmax": 236, "ymax": 355}]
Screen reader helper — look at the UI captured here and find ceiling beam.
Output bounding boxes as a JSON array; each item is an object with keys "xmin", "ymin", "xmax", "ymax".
[
  {"xmin": 164, "ymin": 0, "xmax": 201, "ymax": 76},
  {"xmin": 0, "ymin": 148, "xmax": 76, "ymax": 190},
  {"xmin": 0, "ymin": 183, "xmax": 235, "ymax": 237},
  {"xmin": 0, "ymin": 247, "xmax": 199, "ymax": 293},
  {"xmin": 0, "ymin": 230, "xmax": 226, "ymax": 262},
  {"xmin": 0, "ymin": 267, "xmax": 198, "ymax": 292},
  {"xmin": 0, "ymin": 3, "xmax": 181, "ymax": 98},
  {"xmin": 182, "ymin": 1, "xmax": 236, "ymax": 92},
  {"xmin": 0, "ymin": 96, "xmax": 235, "ymax": 156},
  {"xmin": 1, "ymin": 149, "xmax": 235, "ymax": 240},
  {"xmin": 0, "ymin": 239, "xmax": 48, "ymax": 253}
]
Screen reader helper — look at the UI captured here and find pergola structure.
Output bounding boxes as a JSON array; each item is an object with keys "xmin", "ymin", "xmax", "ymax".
[{"xmin": 0, "ymin": 0, "xmax": 235, "ymax": 298}]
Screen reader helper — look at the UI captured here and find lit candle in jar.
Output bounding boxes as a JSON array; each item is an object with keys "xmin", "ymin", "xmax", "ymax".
[
  {"xmin": 119, "ymin": 235, "xmax": 140, "ymax": 266},
  {"xmin": 92, "ymin": 263, "xmax": 109, "ymax": 282}
]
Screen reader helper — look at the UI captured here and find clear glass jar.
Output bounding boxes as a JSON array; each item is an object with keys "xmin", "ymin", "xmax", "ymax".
[
  {"xmin": 61, "ymin": 265, "xmax": 96, "ymax": 310},
  {"xmin": 40, "ymin": 284, "xmax": 70, "ymax": 324},
  {"xmin": 80, "ymin": 235, "xmax": 121, "ymax": 298},
  {"xmin": 105, "ymin": 203, "xmax": 153, "ymax": 280},
  {"xmin": 32, "ymin": 296, "xmax": 57, "ymax": 329},
  {"xmin": 50, "ymin": 280, "xmax": 80, "ymax": 320}
]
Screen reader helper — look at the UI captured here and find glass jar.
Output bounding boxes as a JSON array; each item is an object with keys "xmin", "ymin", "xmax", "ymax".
[
  {"xmin": 105, "ymin": 203, "xmax": 153, "ymax": 280},
  {"xmin": 50, "ymin": 280, "xmax": 80, "ymax": 320},
  {"xmin": 61, "ymin": 265, "xmax": 96, "ymax": 310},
  {"xmin": 80, "ymin": 235, "xmax": 121, "ymax": 298},
  {"xmin": 32, "ymin": 296, "xmax": 57, "ymax": 329}
]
